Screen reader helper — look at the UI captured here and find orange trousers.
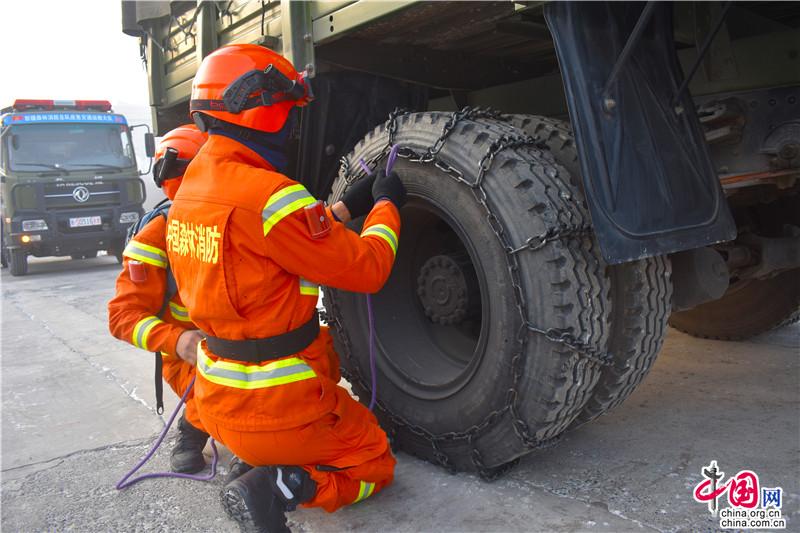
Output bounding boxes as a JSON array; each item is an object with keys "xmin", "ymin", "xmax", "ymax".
[
  {"xmin": 161, "ymin": 354, "xmax": 205, "ymax": 431},
  {"xmin": 201, "ymin": 385, "xmax": 396, "ymax": 512}
]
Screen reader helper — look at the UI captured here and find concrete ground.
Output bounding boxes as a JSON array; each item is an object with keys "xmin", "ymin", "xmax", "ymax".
[{"xmin": 2, "ymin": 256, "xmax": 798, "ymax": 532}]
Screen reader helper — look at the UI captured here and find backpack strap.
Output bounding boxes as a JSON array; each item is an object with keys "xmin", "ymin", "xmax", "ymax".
[
  {"xmin": 126, "ymin": 200, "xmax": 173, "ymax": 415},
  {"xmin": 126, "ymin": 199, "xmax": 172, "ymax": 245}
]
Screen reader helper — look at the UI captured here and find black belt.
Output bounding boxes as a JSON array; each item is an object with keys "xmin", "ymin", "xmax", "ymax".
[{"xmin": 205, "ymin": 313, "xmax": 320, "ymax": 363}]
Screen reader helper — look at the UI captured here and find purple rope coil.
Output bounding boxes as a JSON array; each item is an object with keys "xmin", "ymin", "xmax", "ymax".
[{"xmin": 116, "ymin": 376, "xmax": 218, "ymax": 490}]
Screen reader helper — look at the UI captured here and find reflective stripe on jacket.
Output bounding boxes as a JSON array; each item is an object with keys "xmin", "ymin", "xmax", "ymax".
[
  {"xmin": 108, "ymin": 216, "xmax": 196, "ymax": 356},
  {"xmin": 123, "ymin": 239, "xmax": 168, "ymax": 268}
]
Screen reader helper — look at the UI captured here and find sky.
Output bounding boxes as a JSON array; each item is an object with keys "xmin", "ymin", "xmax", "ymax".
[
  {"xmin": 0, "ymin": 0, "xmax": 150, "ymax": 113},
  {"xmin": 0, "ymin": 0, "xmax": 164, "ymax": 206}
]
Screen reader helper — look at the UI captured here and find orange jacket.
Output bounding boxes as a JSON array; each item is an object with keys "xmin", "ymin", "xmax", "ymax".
[
  {"xmin": 166, "ymin": 135, "xmax": 400, "ymax": 431},
  {"xmin": 108, "ymin": 216, "xmax": 196, "ymax": 355}
]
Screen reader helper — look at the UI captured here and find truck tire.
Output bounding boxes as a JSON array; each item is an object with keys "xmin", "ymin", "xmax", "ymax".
[
  {"xmin": 507, "ymin": 115, "xmax": 673, "ymax": 426},
  {"xmin": 324, "ymin": 111, "xmax": 611, "ymax": 476},
  {"xmin": 8, "ymin": 248, "xmax": 27, "ymax": 276},
  {"xmin": 669, "ymin": 269, "xmax": 800, "ymax": 340}
]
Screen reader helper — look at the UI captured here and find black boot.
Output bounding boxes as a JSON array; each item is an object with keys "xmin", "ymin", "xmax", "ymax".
[
  {"xmin": 170, "ymin": 413, "xmax": 209, "ymax": 474},
  {"xmin": 224, "ymin": 456, "xmax": 254, "ymax": 484},
  {"xmin": 220, "ymin": 466, "xmax": 316, "ymax": 533}
]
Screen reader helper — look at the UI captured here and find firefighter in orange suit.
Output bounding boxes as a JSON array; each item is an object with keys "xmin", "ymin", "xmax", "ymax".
[
  {"xmin": 165, "ymin": 44, "xmax": 406, "ymax": 532},
  {"xmin": 108, "ymin": 125, "xmax": 211, "ymax": 474}
]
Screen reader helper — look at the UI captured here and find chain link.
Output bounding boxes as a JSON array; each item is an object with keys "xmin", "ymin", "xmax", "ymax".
[
  {"xmin": 475, "ymin": 133, "xmax": 535, "ymax": 188},
  {"xmin": 339, "ymin": 107, "xmax": 410, "ymax": 187},
  {"xmin": 387, "ymin": 107, "xmax": 407, "ymax": 146},
  {"xmin": 525, "ymin": 323, "xmax": 612, "ymax": 367},
  {"xmin": 509, "ymin": 223, "xmax": 593, "ymax": 255},
  {"xmin": 332, "ymin": 107, "xmax": 608, "ymax": 480}
]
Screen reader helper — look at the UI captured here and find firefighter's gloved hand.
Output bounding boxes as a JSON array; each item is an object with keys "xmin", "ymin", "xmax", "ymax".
[
  {"xmin": 340, "ymin": 175, "xmax": 376, "ymax": 220},
  {"xmin": 372, "ymin": 169, "xmax": 406, "ymax": 208},
  {"xmin": 176, "ymin": 329, "xmax": 204, "ymax": 366}
]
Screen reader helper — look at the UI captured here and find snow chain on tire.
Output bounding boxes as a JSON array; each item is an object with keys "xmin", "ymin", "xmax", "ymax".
[
  {"xmin": 324, "ymin": 107, "xmax": 613, "ymax": 480},
  {"xmin": 506, "ymin": 115, "xmax": 673, "ymax": 427}
]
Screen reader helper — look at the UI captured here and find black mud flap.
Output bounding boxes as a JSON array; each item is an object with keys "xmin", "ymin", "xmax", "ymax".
[{"xmin": 544, "ymin": 2, "xmax": 736, "ymax": 264}]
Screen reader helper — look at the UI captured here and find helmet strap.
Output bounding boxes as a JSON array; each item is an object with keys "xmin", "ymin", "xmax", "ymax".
[
  {"xmin": 190, "ymin": 65, "xmax": 313, "ymax": 116},
  {"xmin": 193, "ymin": 112, "xmax": 211, "ymax": 132}
]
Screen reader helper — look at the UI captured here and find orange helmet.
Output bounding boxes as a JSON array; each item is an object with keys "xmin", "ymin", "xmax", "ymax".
[
  {"xmin": 189, "ymin": 44, "xmax": 312, "ymax": 134},
  {"xmin": 153, "ymin": 124, "xmax": 208, "ymax": 200}
]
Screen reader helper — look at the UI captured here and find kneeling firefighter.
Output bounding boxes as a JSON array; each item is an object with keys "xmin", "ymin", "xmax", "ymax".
[
  {"xmin": 108, "ymin": 125, "xmax": 211, "ymax": 473},
  {"xmin": 166, "ymin": 44, "xmax": 406, "ymax": 532}
]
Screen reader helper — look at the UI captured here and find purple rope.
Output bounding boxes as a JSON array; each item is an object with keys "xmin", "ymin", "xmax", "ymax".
[
  {"xmin": 116, "ymin": 375, "xmax": 218, "ymax": 490},
  {"xmin": 366, "ymin": 293, "xmax": 377, "ymax": 411},
  {"xmin": 358, "ymin": 158, "xmax": 378, "ymax": 412},
  {"xmin": 357, "ymin": 159, "xmax": 372, "ymax": 176},
  {"xmin": 386, "ymin": 144, "xmax": 400, "ymax": 174},
  {"xmin": 355, "ymin": 145, "xmax": 400, "ymax": 412},
  {"xmin": 358, "ymin": 144, "xmax": 400, "ymax": 177}
]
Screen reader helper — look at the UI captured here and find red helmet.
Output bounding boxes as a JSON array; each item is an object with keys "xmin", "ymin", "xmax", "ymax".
[
  {"xmin": 189, "ymin": 44, "xmax": 312, "ymax": 134},
  {"xmin": 153, "ymin": 124, "xmax": 208, "ymax": 200}
]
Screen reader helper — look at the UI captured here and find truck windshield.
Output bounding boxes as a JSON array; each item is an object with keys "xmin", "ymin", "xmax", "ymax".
[{"xmin": 5, "ymin": 123, "xmax": 135, "ymax": 173}]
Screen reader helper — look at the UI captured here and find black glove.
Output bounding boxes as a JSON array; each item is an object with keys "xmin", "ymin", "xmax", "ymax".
[
  {"xmin": 340, "ymin": 175, "xmax": 375, "ymax": 219},
  {"xmin": 372, "ymin": 169, "xmax": 407, "ymax": 208}
]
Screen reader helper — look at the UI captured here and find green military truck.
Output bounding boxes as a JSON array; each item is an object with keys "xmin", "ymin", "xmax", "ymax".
[
  {"xmin": 0, "ymin": 99, "xmax": 154, "ymax": 276},
  {"xmin": 122, "ymin": 1, "xmax": 799, "ymax": 477}
]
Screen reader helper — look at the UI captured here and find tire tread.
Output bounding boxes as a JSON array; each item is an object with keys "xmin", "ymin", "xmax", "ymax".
[{"xmin": 507, "ymin": 114, "xmax": 673, "ymax": 426}]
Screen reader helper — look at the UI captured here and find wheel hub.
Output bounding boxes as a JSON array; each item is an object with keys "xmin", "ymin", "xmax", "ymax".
[
  {"xmin": 364, "ymin": 194, "xmax": 488, "ymax": 398},
  {"xmin": 417, "ymin": 254, "xmax": 475, "ymax": 325}
]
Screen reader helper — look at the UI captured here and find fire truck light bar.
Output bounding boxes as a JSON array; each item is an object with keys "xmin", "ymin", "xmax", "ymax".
[{"xmin": 12, "ymin": 99, "xmax": 113, "ymax": 112}]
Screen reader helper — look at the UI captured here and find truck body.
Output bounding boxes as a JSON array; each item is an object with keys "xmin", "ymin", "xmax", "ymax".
[
  {"xmin": 0, "ymin": 99, "xmax": 153, "ymax": 275},
  {"xmin": 122, "ymin": 1, "xmax": 800, "ymax": 475}
]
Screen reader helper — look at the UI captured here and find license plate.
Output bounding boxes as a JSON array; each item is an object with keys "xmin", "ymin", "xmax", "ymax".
[{"xmin": 69, "ymin": 216, "xmax": 102, "ymax": 228}]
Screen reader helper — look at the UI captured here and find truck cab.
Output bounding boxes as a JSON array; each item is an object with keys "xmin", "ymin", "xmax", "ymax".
[{"xmin": 0, "ymin": 99, "xmax": 154, "ymax": 275}]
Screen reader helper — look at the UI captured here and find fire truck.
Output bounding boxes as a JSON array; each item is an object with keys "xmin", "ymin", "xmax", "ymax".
[{"xmin": 0, "ymin": 99, "xmax": 153, "ymax": 276}]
